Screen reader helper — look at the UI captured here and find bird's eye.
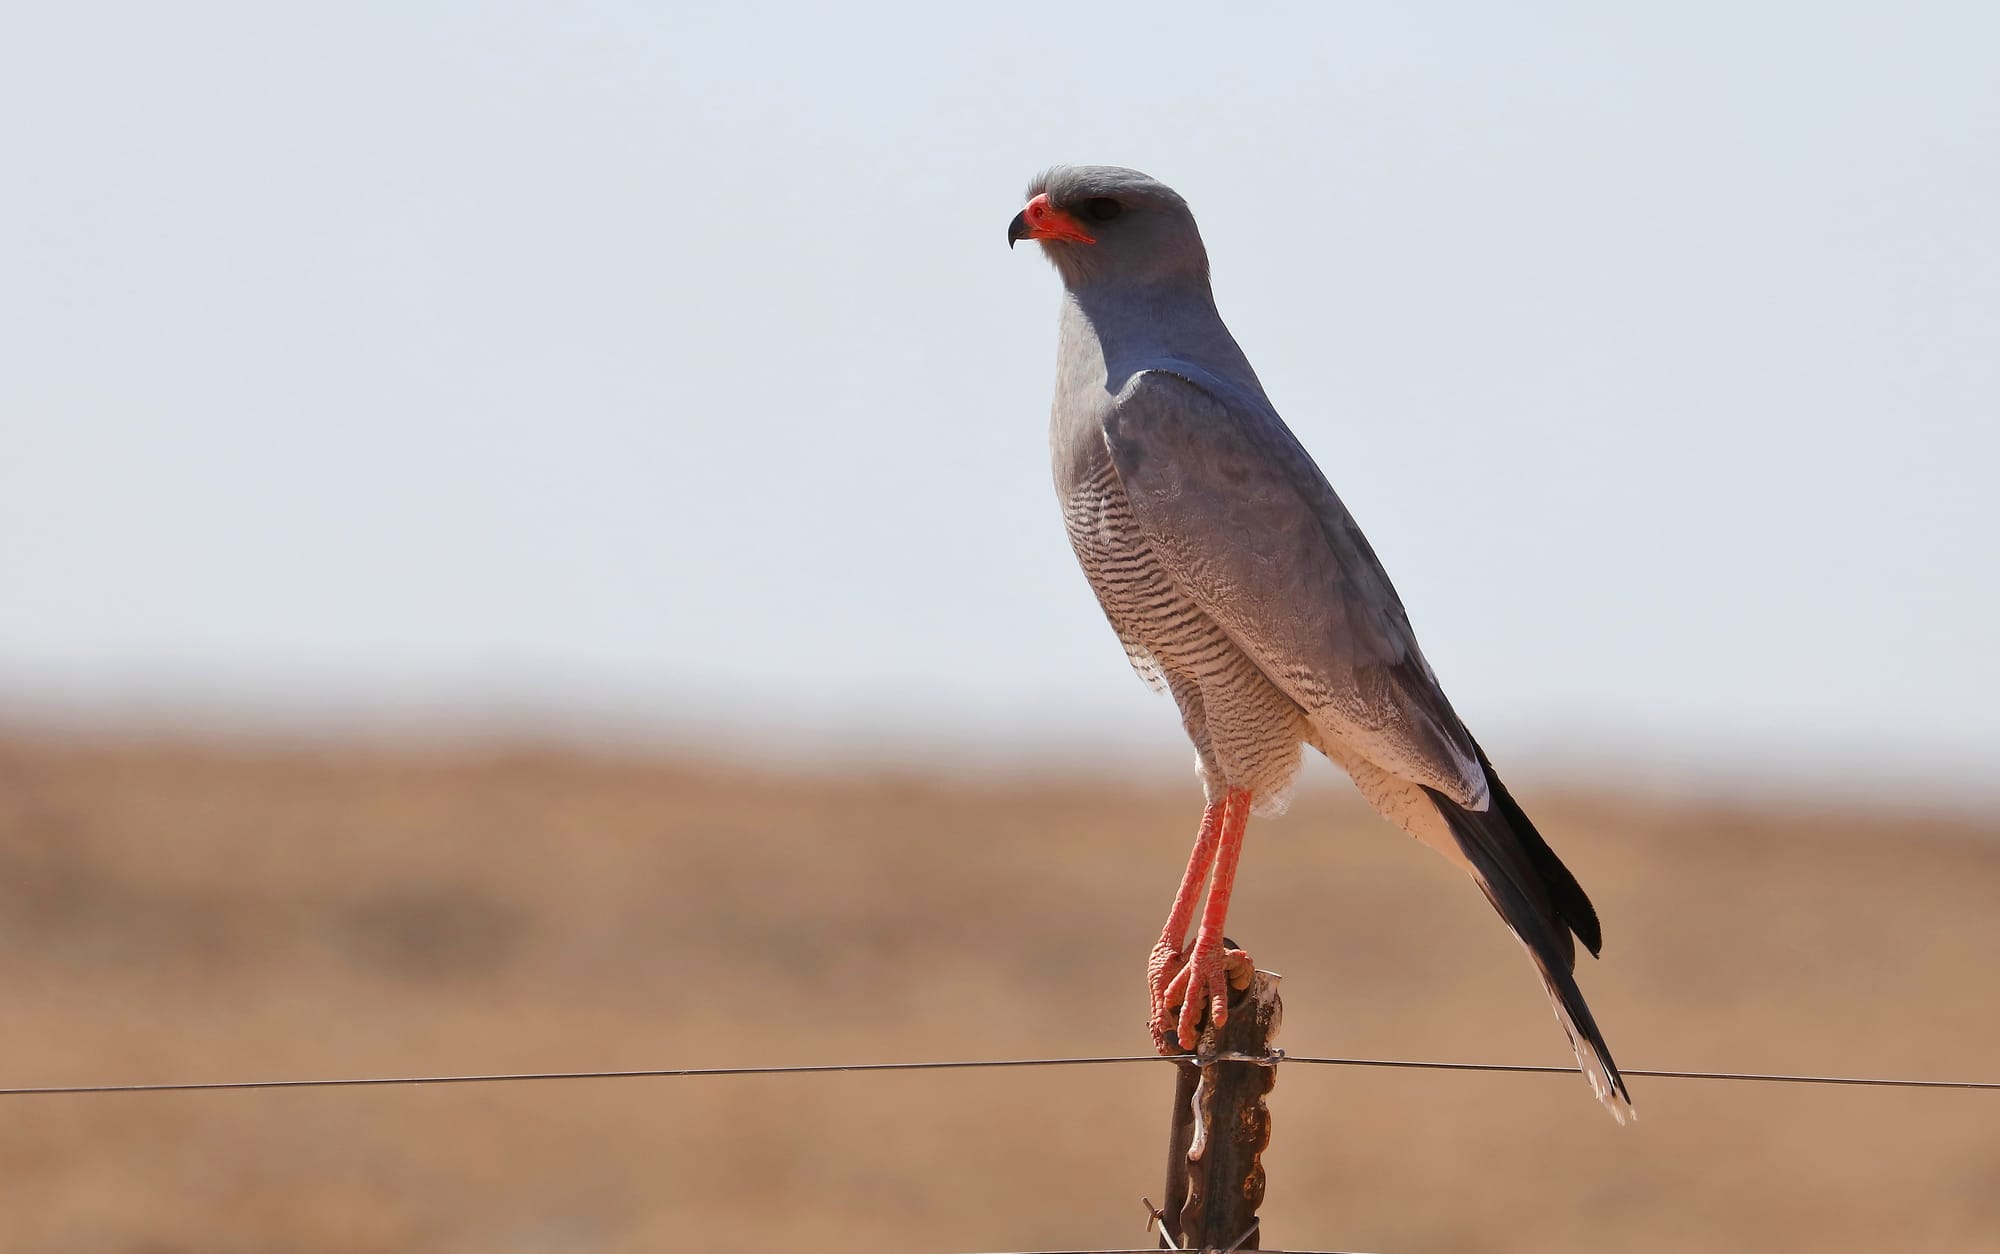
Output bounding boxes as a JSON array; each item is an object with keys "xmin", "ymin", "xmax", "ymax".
[{"xmin": 1084, "ymin": 197, "xmax": 1123, "ymax": 222}]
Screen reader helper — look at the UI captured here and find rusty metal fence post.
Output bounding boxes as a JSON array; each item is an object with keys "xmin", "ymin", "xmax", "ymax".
[{"xmin": 1156, "ymin": 954, "xmax": 1282, "ymax": 1251}]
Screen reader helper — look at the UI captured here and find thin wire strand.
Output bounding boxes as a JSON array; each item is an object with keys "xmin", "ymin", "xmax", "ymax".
[
  {"xmin": 1284, "ymin": 1055, "xmax": 2000, "ymax": 1091},
  {"xmin": 0, "ymin": 1055, "xmax": 1160, "ymax": 1098},
  {"xmin": 0, "ymin": 1051, "xmax": 1993, "ymax": 1098}
]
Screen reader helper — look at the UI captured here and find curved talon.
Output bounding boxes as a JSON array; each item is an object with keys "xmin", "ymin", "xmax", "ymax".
[
  {"xmin": 1150, "ymin": 945, "xmax": 1248, "ymax": 1048},
  {"xmin": 1180, "ymin": 937, "xmax": 1224, "ymax": 1048},
  {"xmin": 1223, "ymin": 946, "xmax": 1256, "ymax": 990},
  {"xmin": 1156, "ymin": 937, "xmax": 1249, "ymax": 1049}
]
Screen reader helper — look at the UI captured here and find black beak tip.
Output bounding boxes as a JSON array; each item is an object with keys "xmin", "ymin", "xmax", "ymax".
[{"xmin": 1006, "ymin": 210, "xmax": 1029, "ymax": 250}]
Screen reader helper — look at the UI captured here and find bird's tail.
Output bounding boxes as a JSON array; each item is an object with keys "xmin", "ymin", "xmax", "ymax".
[{"xmin": 1426, "ymin": 745, "xmax": 1635, "ymax": 1124}]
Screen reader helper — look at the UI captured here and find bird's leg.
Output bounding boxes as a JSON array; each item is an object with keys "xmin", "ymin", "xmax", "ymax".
[
  {"xmin": 1147, "ymin": 795, "xmax": 1225, "ymax": 1050},
  {"xmin": 1163, "ymin": 786, "xmax": 1253, "ymax": 1050}
]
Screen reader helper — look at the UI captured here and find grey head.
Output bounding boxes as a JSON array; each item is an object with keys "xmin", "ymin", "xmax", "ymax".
[{"xmin": 1006, "ymin": 165, "xmax": 1210, "ymax": 290}]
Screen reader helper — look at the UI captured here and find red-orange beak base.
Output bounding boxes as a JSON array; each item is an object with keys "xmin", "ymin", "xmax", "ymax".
[{"xmin": 1007, "ymin": 193, "xmax": 1097, "ymax": 247}]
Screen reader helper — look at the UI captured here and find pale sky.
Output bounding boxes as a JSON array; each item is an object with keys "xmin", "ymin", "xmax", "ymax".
[{"xmin": 2, "ymin": 3, "xmax": 1996, "ymax": 796}]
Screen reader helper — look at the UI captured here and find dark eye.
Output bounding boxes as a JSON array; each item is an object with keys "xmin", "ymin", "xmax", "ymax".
[{"xmin": 1084, "ymin": 197, "xmax": 1123, "ymax": 222}]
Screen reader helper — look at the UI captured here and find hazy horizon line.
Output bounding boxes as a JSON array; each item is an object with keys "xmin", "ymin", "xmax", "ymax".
[{"xmin": 4, "ymin": 676, "xmax": 1994, "ymax": 817}]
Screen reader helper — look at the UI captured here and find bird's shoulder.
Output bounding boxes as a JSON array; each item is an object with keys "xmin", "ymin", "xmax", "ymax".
[{"xmin": 1100, "ymin": 365, "xmax": 1350, "ymax": 546}]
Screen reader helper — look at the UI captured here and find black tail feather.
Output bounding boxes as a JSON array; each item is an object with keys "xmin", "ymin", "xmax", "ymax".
[
  {"xmin": 1426, "ymin": 745, "xmax": 1632, "ymax": 1121},
  {"xmin": 1472, "ymin": 741, "xmax": 1601, "ymax": 960}
]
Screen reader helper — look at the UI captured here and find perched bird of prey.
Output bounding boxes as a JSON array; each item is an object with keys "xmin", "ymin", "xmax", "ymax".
[{"xmin": 1009, "ymin": 165, "xmax": 1632, "ymax": 1122}]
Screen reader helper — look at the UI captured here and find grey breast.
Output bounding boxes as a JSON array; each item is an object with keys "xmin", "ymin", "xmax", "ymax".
[{"xmin": 1059, "ymin": 440, "xmax": 1309, "ymax": 809}]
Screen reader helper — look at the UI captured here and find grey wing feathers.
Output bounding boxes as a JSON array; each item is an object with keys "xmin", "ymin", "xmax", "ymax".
[{"xmin": 1101, "ymin": 368, "xmax": 1490, "ymax": 810}]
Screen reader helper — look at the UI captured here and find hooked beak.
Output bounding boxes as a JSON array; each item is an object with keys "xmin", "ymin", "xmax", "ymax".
[{"xmin": 1006, "ymin": 193, "xmax": 1096, "ymax": 249}]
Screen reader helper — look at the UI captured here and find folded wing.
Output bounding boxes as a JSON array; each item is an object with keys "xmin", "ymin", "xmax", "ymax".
[{"xmin": 1100, "ymin": 368, "xmax": 1489, "ymax": 810}]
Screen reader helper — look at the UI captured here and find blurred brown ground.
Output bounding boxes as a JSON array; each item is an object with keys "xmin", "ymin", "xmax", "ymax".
[{"xmin": 0, "ymin": 733, "xmax": 1995, "ymax": 1253}]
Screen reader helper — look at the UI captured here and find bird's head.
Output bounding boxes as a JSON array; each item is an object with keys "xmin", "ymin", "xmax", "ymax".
[{"xmin": 1007, "ymin": 165, "xmax": 1209, "ymax": 288}]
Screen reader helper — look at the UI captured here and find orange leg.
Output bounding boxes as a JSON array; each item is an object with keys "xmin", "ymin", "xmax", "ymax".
[
  {"xmin": 1155, "ymin": 787, "xmax": 1254, "ymax": 1051},
  {"xmin": 1147, "ymin": 795, "xmax": 1225, "ymax": 1049}
]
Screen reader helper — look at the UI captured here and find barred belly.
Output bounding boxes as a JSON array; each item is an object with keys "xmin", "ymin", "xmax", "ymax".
[{"xmin": 1062, "ymin": 456, "xmax": 1310, "ymax": 812}]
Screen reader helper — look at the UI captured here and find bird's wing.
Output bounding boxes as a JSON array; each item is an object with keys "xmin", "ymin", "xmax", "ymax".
[{"xmin": 1101, "ymin": 367, "xmax": 1489, "ymax": 809}]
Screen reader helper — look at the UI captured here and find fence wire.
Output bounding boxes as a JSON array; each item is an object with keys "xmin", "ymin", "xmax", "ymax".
[{"xmin": 0, "ymin": 1051, "xmax": 1993, "ymax": 1098}]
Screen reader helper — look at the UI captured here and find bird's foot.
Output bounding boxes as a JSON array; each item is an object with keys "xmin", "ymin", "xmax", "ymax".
[{"xmin": 1151, "ymin": 935, "xmax": 1254, "ymax": 1052}]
